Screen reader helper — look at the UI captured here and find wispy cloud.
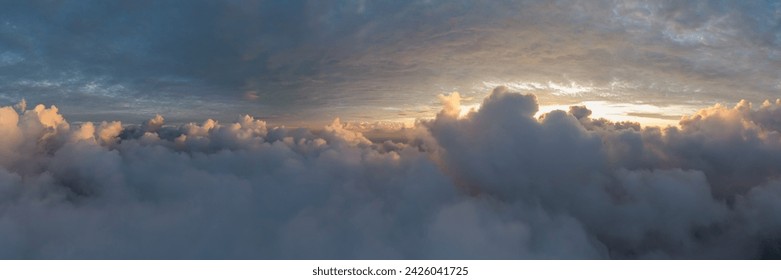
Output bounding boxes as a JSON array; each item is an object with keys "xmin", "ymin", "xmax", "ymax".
[{"xmin": 1, "ymin": 1, "xmax": 779, "ymax": 124}]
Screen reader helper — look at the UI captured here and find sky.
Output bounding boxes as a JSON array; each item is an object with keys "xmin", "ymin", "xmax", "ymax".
[
  {"xmin": 1, "ymin": 0, "xmax": 780, "ymax": 126},
  {"xmin": 3, "ymin": 0, "xmax": 781, "ymax": 260}
]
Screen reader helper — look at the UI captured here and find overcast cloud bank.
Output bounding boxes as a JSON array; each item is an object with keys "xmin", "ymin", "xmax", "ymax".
[
  {"xmin": 2, "ymin": 0, "xmax": 780, "ymax": 124},
  {"xmin": 1, "ymin": 86, "xmax": 781, "ymax": 259}
]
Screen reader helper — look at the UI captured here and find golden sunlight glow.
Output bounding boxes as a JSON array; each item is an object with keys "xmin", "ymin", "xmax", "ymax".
[
  {"xmin": 458, "ymin": 104, "xmax": 481, "ymax": 118},
  {"xmin": 537, "ymin": 101, "xmax": 701, "ymax": 127},
  {"xmin": 481, "ymin": 80, "xmax": 612, "ymax": 97}
]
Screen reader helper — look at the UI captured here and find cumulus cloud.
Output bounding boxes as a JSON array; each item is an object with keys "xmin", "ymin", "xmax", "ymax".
[{"xmin": 2, "ymin": 86, "xmax": 781, "ymax": 259}]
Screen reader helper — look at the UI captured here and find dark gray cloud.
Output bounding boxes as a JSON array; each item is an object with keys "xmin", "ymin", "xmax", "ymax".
[
  {"xmin": 2, "ymin": 86, "xmax": 781, "ymax": 259},
  {"xmin": 0, "ymin": 0, "xmax": 779, "ymax": 124}
]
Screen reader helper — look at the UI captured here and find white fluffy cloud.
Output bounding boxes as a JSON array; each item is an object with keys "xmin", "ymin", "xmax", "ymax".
[{"xmin": 2, "ymin": 86, "xmax": 781, "ymax": 259}]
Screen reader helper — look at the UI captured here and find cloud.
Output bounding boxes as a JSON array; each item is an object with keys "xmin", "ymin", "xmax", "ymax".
[
  {"xmin": 2, "ymin": 86, "xmax": 781, "ymax": 259},
  {"xmin": 1, "ymin": 1, "xmax": 779, "ymax": 124}
]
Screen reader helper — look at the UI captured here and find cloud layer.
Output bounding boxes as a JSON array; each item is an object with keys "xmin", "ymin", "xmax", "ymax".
[
  {"xmin": 1, "ymin": 86, "xmax": 781, "ymax": 259},
  {"xmin": 1, "ymin": 0, "xmax": 779, "ymax": 124}
]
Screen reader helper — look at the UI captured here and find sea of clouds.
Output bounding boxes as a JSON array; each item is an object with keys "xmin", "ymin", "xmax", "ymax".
[{"xmin": 1, "ymin": 86, "xmax": 781, "ymax": 259}]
